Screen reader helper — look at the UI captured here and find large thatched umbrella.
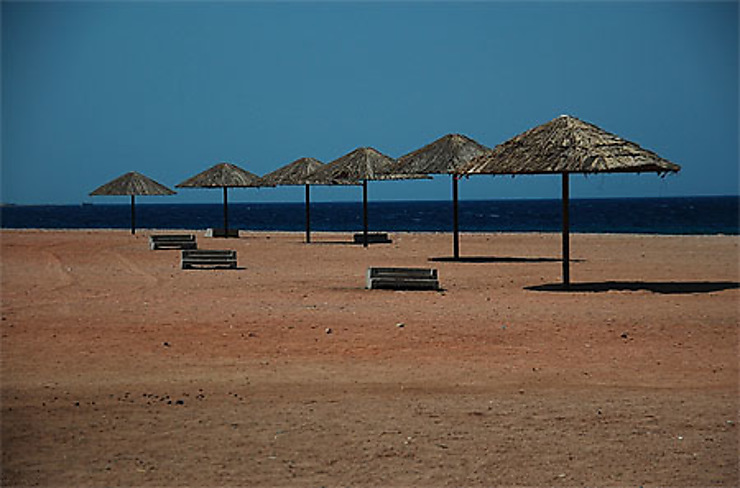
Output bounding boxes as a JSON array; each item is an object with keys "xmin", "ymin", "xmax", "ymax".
[
  {"xmin": 392, "ymin": 133, "xmax": 489, "ymax": 259},
  {"xmin": 307, "ymin": 147, "xmax": 406, "ymax": 247},
  {"xmin": 176, "ymin": 162, "xmax": 266, "ymax": 237},
  {"xmin": 260, "ymin": 157, "xmax": 326, "ymax": 243},
  {"xmin": 89, "ymin": 171, "xmax": 175, "ymax": 234},
  {"xmin": 462, "ymin": 115, "xmax": 681, "ymax": 288}
]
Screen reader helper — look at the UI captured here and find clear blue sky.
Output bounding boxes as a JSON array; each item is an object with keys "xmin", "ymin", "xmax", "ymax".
[{"xmin": 2, "ymin": 1, "xmax": 737, "ymax": 205}]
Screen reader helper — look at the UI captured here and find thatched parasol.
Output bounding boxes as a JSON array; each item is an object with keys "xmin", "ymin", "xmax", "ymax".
[
  {"xmin": 89, "ymin": 171, "xmax": 175, "ymax": 234},
  {"xmin": 176, "ymin": 162, "xmax": 267, "ymax": 236},
  {"xmin": 462, "ymin": 115, "xmax": 681, "ymax": 288},
  {"xmin": 393, "ymin": 134, "xmax": 489, "ymax": 259},
  {"xmin": 307, "ymin": 147, "xmax": 411, "ymax": 247},
  {"xmin": 260, "ymin": 157, "xmax": 326, "ymax": 243}
]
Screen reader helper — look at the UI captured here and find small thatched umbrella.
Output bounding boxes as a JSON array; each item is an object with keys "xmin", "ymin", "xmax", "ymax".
[
  {"xmin": 260, "ymin": 157, "xmax": 326, "ymax": 243},
  {"xmin": 462, "ymin": 115, "xmax": 681, "ymax": 288},
  {"xmin": 89, "ymin": 171, "xmax": 175, "ymax": 234},
  {"xmin": 176, "ymin": 162, "xmax": 267, "ymax": 236},
  {"xmin": 307, "ymin": 147, "xmax": 407, "ymax": 247},
  {"xmin": 393, "ymin": 134, "xmax": 489, "ymax": 259}
]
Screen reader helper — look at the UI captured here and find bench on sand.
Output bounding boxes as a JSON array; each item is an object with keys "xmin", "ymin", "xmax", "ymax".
[
  {"xmin": 353, "ymin": 232, "xmax": 392, "ymax": 244},
  {"xmin": 366, "ymin": 267, "xmax": 439, "ymax": 290},
  {"xmin": 205, "ymin": 228, "xmax": 240, "ymax": 238},
  {"xmin": 149, "ymin": 234, "xmax": 197, "ymax": 250},
  {"xmin": 181, "ymin": 250, "xmax": 237, "ymax": 270}
]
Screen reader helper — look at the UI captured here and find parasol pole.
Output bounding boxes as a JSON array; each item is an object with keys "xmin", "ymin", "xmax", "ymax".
[
  {"xmin": 130, "ymin": 195, "xmax": 136, "ymax": 235},
  {"xmin": 223, "ymin": 186, "xmax": 229, "ymax": 233},
  {"xmin": 562, "ymin": 172, "xmax": 570, "ymax": 289},
  {"xmin": 452, "ymin": 174, "xmax": 460, "ymax": 259},
  {"xmin": 362, "ymin": 179, "xmax": 368, "ymax": 248},
  {"xmin": 305, "ymin": 183, "xmax": 311, "ymax": 244}
]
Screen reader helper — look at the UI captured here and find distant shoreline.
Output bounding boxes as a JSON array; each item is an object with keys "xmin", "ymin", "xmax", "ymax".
[
  {"xmin": 2, "ymin": 195, "xmax": 738, "ymax": 207},
  {"xmin": 1, "ymin": 229, "xmax": 736, "ymax": 239},
  {"xmin": 2, "ymin": 197, "xmax": 737, "ymax": 236}
]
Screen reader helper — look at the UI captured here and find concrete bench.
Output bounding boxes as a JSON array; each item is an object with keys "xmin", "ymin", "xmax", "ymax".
[
  {"xmin": 353, "ymin": 232, "xmax": 392, "ymax": 244},
  {"xmin": 181, "ymin": 250, "xmax": 237, "ymax": 270},
  {"xmin": 205, "ymin": 228, "xmax": 240, "ymax": 238},
  {"xmin": 366, "ymin": 267, "xmax": 439, "ymax": 290},
  {"xmin": 149, "ymin": 234, "xmax": 197, "ymax": 250}
]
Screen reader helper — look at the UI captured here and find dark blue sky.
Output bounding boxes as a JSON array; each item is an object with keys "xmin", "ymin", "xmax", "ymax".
[{"xmin": 2, "ymin": 1, "xmax": 737, "ymax": 205}]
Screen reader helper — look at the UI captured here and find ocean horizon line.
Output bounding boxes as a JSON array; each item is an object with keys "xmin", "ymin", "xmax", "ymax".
[{"xmin": 3, "ymin": 194, "xmax": 738, "ymax": 208}]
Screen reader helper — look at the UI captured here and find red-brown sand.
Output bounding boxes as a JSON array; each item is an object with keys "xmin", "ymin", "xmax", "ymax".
[{"xmin": 1, "ymin": 229, "xmax": 738, "ymax": 486}]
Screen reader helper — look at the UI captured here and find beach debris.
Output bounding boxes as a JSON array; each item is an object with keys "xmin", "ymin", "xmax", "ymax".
[
  {"xmin": 620, "ymin": 332, "xmax": 629, "ymax": 339},
  {"xmin": 325, "ymin": 328, "xmax": 333, "ymax": 334},
  {"xmin": 163, "ymin": 341, "xmax": 171, "ymax": 347},
  {"xmin": 396, "ymin": 322, "xmax": 405, "ymax": 328}
]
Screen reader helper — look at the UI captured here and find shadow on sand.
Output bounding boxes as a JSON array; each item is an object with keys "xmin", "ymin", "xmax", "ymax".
[
  {"xmin": 526, "ymin": 281, "xmax": 740, "ymax": 294},
  {"xmin": 310, "ymin": 240, "xmax": 385, "ymax": 246},
  {"xmin": 429, "ymin": 256, "xmax": 583, "ymax": 264},
  {"xmin": 182, "ymin": 266, "xmax": 247, "ymax": 271}
]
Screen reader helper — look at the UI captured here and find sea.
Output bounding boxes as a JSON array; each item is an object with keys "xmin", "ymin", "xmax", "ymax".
[{"xmin": 1, "ymin": 197, "xmax": 738, "ymax": 235}]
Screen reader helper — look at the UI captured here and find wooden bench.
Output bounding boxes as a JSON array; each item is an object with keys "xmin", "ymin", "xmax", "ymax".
[
  {"xmin": 353, "ymin": 232, "xmax": 392, "ymax": 244},
  {"xmin": 181, "ymin": 250, "xmax": 237, "ymax": 269},
  {"xmin": 149, "ymin": 234, "xmax": 197, "ymax": 250},
  {"xmin": 366, "ymin": 267, "xmax": 439, "ymax": 290}
]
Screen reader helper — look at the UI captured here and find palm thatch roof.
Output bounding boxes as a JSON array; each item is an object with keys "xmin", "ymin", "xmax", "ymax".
[
  {"xmin": 308, "ymin": 147, "xmax": 428, "ymax": 184},
  {"xmin": 90, "ymin": 171, "xmax": 175, "ymax": 196},
  {"xmin": 463, "ymin": 115, "xmax": 681, "ymax": 175},
  {"xmin": 307, "ymin": 147, "xmax": 395, "ymax": 184},
  {"xmin": 176, "ymin": 162, "xmax": 266, "ymax": 188},
  {"xmin": 394, "ymin": 133, "xmax": 489, "ymax": 175},
  {"xmin": 260, "ymin": 157, "xmax": 325, "ymax": 186}
]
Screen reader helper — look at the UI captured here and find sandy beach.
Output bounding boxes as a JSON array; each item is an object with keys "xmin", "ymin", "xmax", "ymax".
[{"xmin": 1, "ymin": 229, "xmax": 738, "ymax": 486}]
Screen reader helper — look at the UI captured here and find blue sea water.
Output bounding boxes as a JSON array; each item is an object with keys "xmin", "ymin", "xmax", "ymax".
[{"xmin": 1, "ymin": 197, "xmax": 738, "ymax": 235}]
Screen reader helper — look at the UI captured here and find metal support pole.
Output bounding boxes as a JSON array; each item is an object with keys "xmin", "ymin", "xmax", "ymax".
[
  {"xmin": 130, "ymin": 195, "xmax": 136, "ymax": 235},
  {"xmin": 452, "ymin": 175, "xmax": 460, "ymax": 259},
  {"xmin": 562, "ymin": 173, "xmax": 570, "ymax": 289},
  {"xmin": 362, "ymin": 179, "xmax": 369, "ymax": 248},
  {"xmin": 223, "ymin": 187, "xmax": 229, "ymax": 233},
  {"xmin": 305, "ymin": 183, "xmax": 311, "ymax": 243}
]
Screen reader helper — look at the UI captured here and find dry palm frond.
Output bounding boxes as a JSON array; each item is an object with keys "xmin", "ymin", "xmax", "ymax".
[
  {"xmin": 90, "ymin": 172, "xmax": 175, "ymax": 196},
  {"xmin": 308, "ymin": 147, "xmax": 407, "ymax": 184},
  {"xmin": 260, "ymin": 157, "xmax": 325, "ymax": 186},
  {"xmin": 394, "ymin": 133, "xmax": 489, "ymax": 175},
  {"xmin": 463, "ymin": 115, "xmax": 680, "ymax": 175},
  {"xmin": 176, "ymin": 162, "xmax": 264, "ymax": 188}
]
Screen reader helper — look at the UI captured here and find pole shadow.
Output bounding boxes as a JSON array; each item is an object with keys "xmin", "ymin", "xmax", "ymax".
[
  {"xmin": 309, "ymin": 240, "xmax": 358, "ymax": 246},
  {"xmin": 182, "ymin": 266, "xmax": 247, "ymax": 271},
  {"xmin": 526, "ymin": 281, "xmax": 740, "ymax": 294},
  {"xmin": 429, "ymin": 256, "xmax": 583, "ymax": 264}
]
